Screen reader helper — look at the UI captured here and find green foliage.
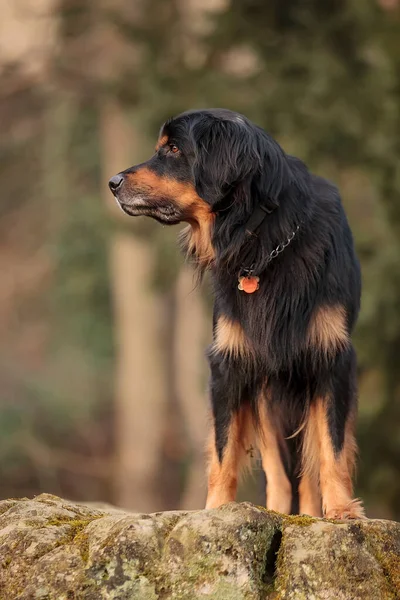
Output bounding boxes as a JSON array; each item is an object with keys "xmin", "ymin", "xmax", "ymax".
[{"xmin": 51, "ymin": 193, "xmax": 113, "ymax": 360}]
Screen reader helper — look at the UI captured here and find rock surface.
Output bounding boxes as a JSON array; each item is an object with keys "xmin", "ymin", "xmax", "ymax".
[{"xmin": 0, "ymin": 494, "xmax": 399, "ymax": 599}]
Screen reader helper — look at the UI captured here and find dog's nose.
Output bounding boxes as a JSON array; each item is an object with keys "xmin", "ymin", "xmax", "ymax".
[{"xmin": 109, "ymin": 174, "xmax": 124, "ymax": 193}]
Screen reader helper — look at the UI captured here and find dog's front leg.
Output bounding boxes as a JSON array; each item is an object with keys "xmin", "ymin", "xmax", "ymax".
[{"xmin": 205, "ymin": 357, "xmax": 254, "ymax": 509}]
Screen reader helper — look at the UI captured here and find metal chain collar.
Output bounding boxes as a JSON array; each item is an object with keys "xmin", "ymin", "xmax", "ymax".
[
  {"xmin": 266, "ymin": 224, "xmax": 300, "ymax": 263},
  {"xmin": 241, "ymin": 224, "xmax": 300, "ymax": 276}
]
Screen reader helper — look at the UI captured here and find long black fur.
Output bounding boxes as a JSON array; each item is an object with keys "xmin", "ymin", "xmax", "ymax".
[
  {"xmin": 177, "ymin": 110, "xmax": 359, "ymax": 445},
  {"xmin": 110, "ymin": 108, "xmax": 361, "ymax": 501}
]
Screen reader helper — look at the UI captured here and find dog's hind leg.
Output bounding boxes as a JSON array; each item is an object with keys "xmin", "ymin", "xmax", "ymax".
[{"xmin": 302, "ymin": 348, "xmax": 365, "ymax": 520}]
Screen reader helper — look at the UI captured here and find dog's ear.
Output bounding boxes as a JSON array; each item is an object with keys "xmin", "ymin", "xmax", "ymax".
[
  {"xmin": 191, "ymin": 119, "xmax": 244, "ymax": 207},
  {"xmin": 250, "ymin": 135, "xmax": 289, "ymax": 211},
  {"xmin": 191, "ymin": 118, "xmax": 288, "ymax": 212}
]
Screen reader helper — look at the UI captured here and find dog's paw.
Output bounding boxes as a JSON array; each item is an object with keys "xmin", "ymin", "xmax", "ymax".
[{"xmin": 324, "ymin": 498, "xmax": 366, "ymax": 520}]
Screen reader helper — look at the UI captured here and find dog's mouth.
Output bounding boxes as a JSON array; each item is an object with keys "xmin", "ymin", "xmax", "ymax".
[{"xmin": 114, "ymin": 193, "xmax": 183, "ymax": 225}]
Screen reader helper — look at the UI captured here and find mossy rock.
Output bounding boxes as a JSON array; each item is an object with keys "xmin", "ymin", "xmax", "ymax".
[
  {"xmin": 0, "ymin": 494, "xmax": 399, "ymax": 599},
  {"xmin": 275, "ymin": 518, "xmax": 400, "ymax": 599}
]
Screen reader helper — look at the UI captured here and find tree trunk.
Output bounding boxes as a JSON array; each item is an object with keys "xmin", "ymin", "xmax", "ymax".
[
  {"xmin": 174, "ymin": 266, "xmax": 209, "ymax": 510},
  {"xmin": 99, "ymin": 99, "xmax": 167, "ymax": 512}
]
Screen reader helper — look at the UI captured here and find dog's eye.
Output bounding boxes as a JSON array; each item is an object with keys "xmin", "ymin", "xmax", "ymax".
[{"xmin": 169, "ymin": 144, "xmax": 179, "ymax": 154}]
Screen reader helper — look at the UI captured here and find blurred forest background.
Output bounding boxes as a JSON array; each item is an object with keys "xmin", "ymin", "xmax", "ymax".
[{"xmin": 0, "ymin": 0, "xmax": 399, "ymax": 520}]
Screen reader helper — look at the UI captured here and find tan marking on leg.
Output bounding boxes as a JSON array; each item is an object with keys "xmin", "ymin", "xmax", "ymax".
[
  {"xmin": 211, "ymin": 316, "xmax": 251, "ymax": 358},
  {"xmin": 302, "ymin": 398, "xmax": 364, "ymax": 520},
  {"xmin": 299, "ymin": 473, "xmax": 321, "ymax": 517},
  {"xmin": 301, "ymin": 403, "xmax": 320, "ymax": 483},
  {"xmin": 307, "ymin": 305, "xmax": 349, "ymax": 355},
  {"xmin": 206, "ymin": 405, "xmax": 255, "ymax": 509},
  {"xmin": 258, "ymin": 402, "xmax": 292, "ymax": 514}
]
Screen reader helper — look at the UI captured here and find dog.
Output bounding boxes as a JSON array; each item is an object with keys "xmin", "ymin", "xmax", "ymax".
[{"xmin": 109, "ymin": 108, "xmax": 364, "ymax": 519}]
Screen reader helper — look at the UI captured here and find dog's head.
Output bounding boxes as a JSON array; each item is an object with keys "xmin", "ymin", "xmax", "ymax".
[{"xmin": 108, "ymin": 108, "xmax": 289, "ymax": 227}]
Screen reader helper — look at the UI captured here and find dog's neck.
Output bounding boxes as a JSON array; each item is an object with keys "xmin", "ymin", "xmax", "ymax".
[
  {"xmin": 179, "ymin": 213, "xmax": 216, "ymax": 272},
  {"xmin": 180, "ymin": 186, "xmax": 310, "ymax": 279},
  {"xmin": 180, "ymin": 215, "xmax": 299, "ymax": 283}
]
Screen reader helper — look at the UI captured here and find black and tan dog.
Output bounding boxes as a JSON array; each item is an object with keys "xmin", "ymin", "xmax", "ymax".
[{"xmin": 109, "ymin": 108, "xmax": 364, "ymax": 519}]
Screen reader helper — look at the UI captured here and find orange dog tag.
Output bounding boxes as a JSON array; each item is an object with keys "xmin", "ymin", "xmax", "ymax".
[{"xmin": 238, "ymin": 275, "xmax": 260, "ymax": 293}]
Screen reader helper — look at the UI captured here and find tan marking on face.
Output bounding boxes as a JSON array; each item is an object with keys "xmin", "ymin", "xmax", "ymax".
[
  {"xmin": 212, "ymin": 315, "xmax": 251, "ymax": 358},
  {"xmin": 155, "ymin": 134, "xmax": 169, "ymax": 151},
  {"xmin": 126, "ymin": 166, "xmax": 216, "ymax": 265},
  {"xmin": 126, "ymin": 167, "xmax": 207, "ymax": 211},
  {"xmin": 258, "ymin": 399, "xmax": 292, "ymax": 514},
  {"xmin": 125, "ymin": 167, "xmax": 179, "ymax": 197},
  {"xmin": 307, "ymin": 305, "xmax": 349, "ymax": 354},
  {"xmin": 301, "ymin": 398, "xmax": 364, "ymax": 519},
  {"xmin": 206, "ymin": 405, "xmax": 255, "ymax": 509}
]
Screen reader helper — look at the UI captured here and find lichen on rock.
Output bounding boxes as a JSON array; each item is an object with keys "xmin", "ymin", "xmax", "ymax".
[
  {"xmin": 275, "ymin": 518, "xmax": 400, "ymax": 600},
  {"xmin": 0, "ymin": 494, "xmax": 399, "ymax": 599}
]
